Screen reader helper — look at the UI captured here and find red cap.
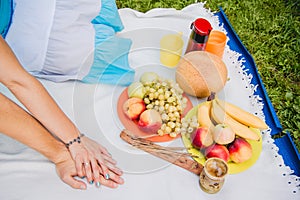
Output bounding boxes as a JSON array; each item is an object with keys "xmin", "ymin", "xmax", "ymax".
[{"xmin": 192, "ymin": 18, "xmax": 212, "ymax": 36}]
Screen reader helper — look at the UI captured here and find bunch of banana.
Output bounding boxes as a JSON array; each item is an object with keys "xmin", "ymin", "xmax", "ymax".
[{"xmin": 197, "ymin": 98, "xmax": 268, "ymax": 142}]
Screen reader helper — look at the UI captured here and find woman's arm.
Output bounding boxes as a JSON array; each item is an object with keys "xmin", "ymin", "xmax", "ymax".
[
  {"xmin": 0, "ymin": 36, "xmax": 79, "ymax": 144},
  {"xmin": 0, "ymin": 36, "xmax": 124, "ymax": 186},
  {"xmin": 0, "ymin": 92, "xmax": 123, "ymax": 189},
  {"xmin": 0, "ymin": 92, "xmax": 86, "ymax": 189}
]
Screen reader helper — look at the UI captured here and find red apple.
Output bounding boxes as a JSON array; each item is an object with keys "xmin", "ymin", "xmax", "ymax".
[
  {"xmin": 205, "ymin": 144, "xmax": 230, "ymax": 162},
  {"xmin": 190, "ymin": 127, "xmax": 214, "ymax": 149},
  {"xmin": 228, "ymin": 138, "xmax": 252, "ymax": 163},
  {"xmin": 138, "ymin": 109, "xmax": 162, "ymax": 133},
  {"xmin": 212, "ymin": 123, "xmax": 235, "ymax": 145},
  {"xmin": 123, "ymin": 97, "xmax": 146, "ymax": 120}
]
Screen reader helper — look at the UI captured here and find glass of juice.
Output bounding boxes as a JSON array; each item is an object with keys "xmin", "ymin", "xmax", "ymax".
[{"xmin": 199, "ymin": 157, "xmax": 228, "ymax": 194}]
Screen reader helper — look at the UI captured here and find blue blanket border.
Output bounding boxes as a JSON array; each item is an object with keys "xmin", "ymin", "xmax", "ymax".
[{"xmin": 215, "ymin": 7, "xmax": 300, "ymax": 176}]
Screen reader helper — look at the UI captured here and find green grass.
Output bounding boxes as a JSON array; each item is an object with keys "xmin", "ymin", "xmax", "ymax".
[{"xmin": 116, "ymin": 0, "xmax": 300, "ymax": 152}]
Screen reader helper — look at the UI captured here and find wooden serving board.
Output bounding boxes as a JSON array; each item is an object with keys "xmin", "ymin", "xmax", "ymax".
[{"xmin": 120, "ymin": 129, "xmax": 203, "ymax": 175}]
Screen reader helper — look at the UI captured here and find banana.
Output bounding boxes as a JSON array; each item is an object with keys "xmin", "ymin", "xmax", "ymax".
[
  {"xmin": 216, "ymin": 98, "xmax": 268, "ymax": 130},
  {"xmin": 211, "ymin": 100, "xmax": 260, "ymax": 141},
  {"xmin": 197, "ymin": 101, "xmax": 215, "ymax": 133}
]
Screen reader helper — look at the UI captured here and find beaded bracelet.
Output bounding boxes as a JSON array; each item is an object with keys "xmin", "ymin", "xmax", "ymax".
[{"xmin": 65, "ymin": 133, "xmax": 85, "ymax": 148}]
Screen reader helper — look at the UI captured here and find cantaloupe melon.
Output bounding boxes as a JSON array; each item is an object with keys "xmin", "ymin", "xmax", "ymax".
[{"xmin": 176, "ymin": 51, "xmax": 228, "ymax": 98}]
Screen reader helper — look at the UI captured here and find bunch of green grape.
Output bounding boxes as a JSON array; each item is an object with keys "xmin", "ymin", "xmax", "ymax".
[
  {"xmin": 142, "ymin": 78, "xmax": 198, "ymax": 137},
  {"xmin": 180, "ymin": 115, "xmax": 199, "ymax": 135}
]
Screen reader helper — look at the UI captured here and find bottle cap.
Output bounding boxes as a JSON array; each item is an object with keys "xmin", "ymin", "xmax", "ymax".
[{"xmin": 192, "ymin": 18, "xmax": 212, "ymax": 36}]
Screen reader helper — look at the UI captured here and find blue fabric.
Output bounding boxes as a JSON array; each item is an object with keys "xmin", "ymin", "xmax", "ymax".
[
  {"xmin": 274, "ymin": 134, "xmax": 300, "ymax": 176},
  {"xmin": 0, "ymin": 0, "xmax": 13, "ymax": 38},
  {"xmin": 82, "ymin": 23, "xmax": 134, "ymax": 86},
  {"xmin": 92, "ymin": 0, "xmax": 124, "ymax": 32},
  {"xmin": 83, "ymin": 0, "xmax": 134, "ymax": 86},
  {"xmin": 214, "ymin": 7, "xmax": 299, "ymax": 176}
]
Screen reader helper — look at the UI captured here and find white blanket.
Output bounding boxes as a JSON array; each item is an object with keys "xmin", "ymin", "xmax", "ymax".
[{"xmin": 0, "ymin": 3, "xmax": 299, "ymax": 200}]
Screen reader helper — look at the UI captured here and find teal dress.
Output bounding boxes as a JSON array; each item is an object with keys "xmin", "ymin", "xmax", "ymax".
[{"xmin": 0, "ymin": 0, "xmax": 13, "ymax": 37}]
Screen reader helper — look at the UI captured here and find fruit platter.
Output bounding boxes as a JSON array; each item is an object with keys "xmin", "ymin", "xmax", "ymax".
[
  {"xmin": 181, "ymin": 98, "xmax": 266, "ymax": 174},
  {"xmin": 117, "ymin": 71, "xmax": 193, "ymax": 142}
]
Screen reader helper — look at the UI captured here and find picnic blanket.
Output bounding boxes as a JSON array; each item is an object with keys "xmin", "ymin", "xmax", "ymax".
[{"xmin": 0, "ymin": 3, "xmax": 299, "ymax": 200}]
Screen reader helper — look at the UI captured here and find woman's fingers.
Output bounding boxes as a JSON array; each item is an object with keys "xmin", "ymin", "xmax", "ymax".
[
  {"xmin": 97, "ymin": 145, "xmax": 111, "ymax": 157},
  {"xmin": 90, "ymin": 155, "xmax": 124, "ymax": 187},
  {"xmin": 96, "ymin": 156, "xmax": 111, "ymax": 181},
  {"xmin": 90, "ymin": 159, "xmax": 101, "ymax": 187},
  {"xmin": 86, "ymin": 160, "xmax": 124, "ymax": 189},
  {"xmin": 63, "ymin": 175, "xmax": 87, "ymax": 190},
  {"xmin": 104, "ymin": 170, "xmax": 124, "ymax": 185},
  {"xmin": 83, "ymin": 160, "xmax": 94, "ymax": 184},
  {"xmin": 102, "ymin": 153, "xmax": 117, "ymax": 165},
  {"xmin": 104, "ymin": 161, "xmax": 123, "ymax": 176},
  {"xmin": 76, "ymin": 152, "xmax": 122, "ymax": 187},
  {"xmin": 74, "ymin": 156, "xmax": 85, "ymax": 178},
  {"xmin": 96, "ymin": 174, "xmax": 124, "ymax": 189}
]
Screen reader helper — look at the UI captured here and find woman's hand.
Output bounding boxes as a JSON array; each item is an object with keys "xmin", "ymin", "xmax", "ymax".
[
  {"xmin": 55, "ymin": 151, "xmax": 87, "ymax": 190},
  {"xmin": 68, "ymin": 136, "xmax": 124, "ymax": 188}
]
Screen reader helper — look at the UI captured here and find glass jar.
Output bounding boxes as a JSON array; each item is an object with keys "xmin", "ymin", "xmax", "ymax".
[
  {"xmin": 199, "ymin": 158, "xmax": 228, "ymax": 194},
  {"xmin": 185, "ymin": 18, "xmax": 212, "ymax": 54}
]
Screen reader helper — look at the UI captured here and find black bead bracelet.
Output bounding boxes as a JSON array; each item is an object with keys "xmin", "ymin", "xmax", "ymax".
[{"xmin": 65, "ymin": 133, "xmax": 85, "ymax": 148}]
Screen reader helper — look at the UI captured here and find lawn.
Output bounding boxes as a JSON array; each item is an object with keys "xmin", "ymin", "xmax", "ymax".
[{"xmin": 116, "ymin": 0, "xmax": 300, "ymax": 152}]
